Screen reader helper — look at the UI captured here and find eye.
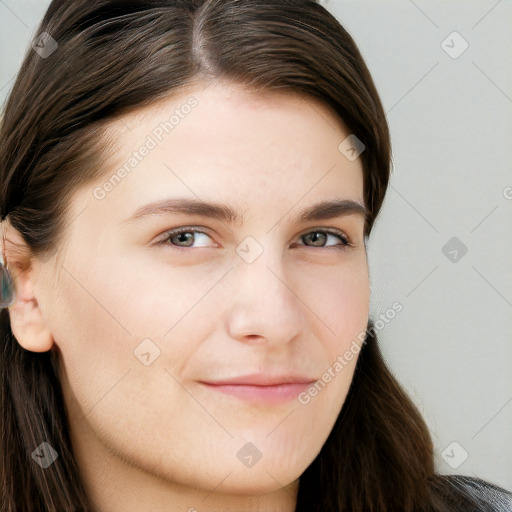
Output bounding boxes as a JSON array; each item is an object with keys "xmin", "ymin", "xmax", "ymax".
[
  {"xmin": 296, "ymin": 229, "xmax": 351, "ymax": 251},
  {"xmin": 154, "ymin": 227, "xmax": 351, "ymax": 251},
  {"xmin": 155, "ymin": 227, "xmax": 216, "ymax": 249}
]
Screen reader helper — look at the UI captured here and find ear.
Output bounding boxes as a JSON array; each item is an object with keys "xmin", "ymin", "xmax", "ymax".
[{"xmin": 2, "ymin": 220, "xmax": 53, "ymax": 353}]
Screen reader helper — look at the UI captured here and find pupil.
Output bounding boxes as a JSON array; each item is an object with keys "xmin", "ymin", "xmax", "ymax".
[
  {"xmin": 177, "ymin": 232, "xmax": 193, "ymax": 245},
  {"xmin": 310, "ymin": 232, "xmax": 325, "ymax": 246}
]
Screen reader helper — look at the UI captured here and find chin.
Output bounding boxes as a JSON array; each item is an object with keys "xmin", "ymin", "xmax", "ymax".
[{"xmin": 213, "ymin": 467, "xmax": 302, "ymax": 496}]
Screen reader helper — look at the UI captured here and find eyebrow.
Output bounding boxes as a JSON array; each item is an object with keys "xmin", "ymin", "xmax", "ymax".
[{"xmin": 122, "ymin": 197, "xmax": 367, "ymax": 225}]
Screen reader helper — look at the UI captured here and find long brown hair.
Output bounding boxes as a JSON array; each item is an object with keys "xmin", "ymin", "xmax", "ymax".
[{"xmin": 0, "ymin": 1, "xmax": 504, "ymax": 511}]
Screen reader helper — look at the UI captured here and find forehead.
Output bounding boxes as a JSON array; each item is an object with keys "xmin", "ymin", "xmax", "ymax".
[
  {"xmin": 75, "ymin": 81, "xmax": 365, "ymax": 225},
  {"xmin": 107, "ymin": 80, "xmax": 353, "ymax": 162},
  {"xmin": 127, "ymin": 80, "xmax": 349, "ymax": 129}
]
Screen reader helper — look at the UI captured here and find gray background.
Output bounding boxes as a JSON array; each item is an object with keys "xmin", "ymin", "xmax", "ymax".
[{"xmin": 1, "ymin": 0, "xmax": 511, "ymax": 490}]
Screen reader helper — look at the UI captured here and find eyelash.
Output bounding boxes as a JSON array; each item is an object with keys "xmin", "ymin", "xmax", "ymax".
[{"xmin": 154, "ymin": 226, "xmax": 352, "ymax": 251}]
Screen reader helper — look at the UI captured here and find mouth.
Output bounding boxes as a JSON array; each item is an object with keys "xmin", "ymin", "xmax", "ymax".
[{"xmin": 198, "ymin": 374, "xmax": 316, "ymax": 405}]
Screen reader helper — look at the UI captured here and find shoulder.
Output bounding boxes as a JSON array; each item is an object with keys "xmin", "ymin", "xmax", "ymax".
[{"xmin": 442, "ymin": 474, "xmax": 512, "ymax": 512}]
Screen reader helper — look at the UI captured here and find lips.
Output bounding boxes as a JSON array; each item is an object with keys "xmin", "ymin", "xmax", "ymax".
[
  {"xmin": 198, "ymin": 373, "xmax": 317, "ymax": 405},
  {"xmin": 201, "ymin": 372, "xmax": 316, "ymax": 386}
]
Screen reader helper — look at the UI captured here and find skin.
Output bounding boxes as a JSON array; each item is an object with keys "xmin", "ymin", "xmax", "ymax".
[{"xmin": 5, "ymin": 80, "xmax": 369, "ymax": 512}]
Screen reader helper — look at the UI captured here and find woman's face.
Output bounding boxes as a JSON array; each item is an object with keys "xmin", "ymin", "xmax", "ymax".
[{"xmin": 36, "ymin": 81, "xmax": 369, "ymax": 501}]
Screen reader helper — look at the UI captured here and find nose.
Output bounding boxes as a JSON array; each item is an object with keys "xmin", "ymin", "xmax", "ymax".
[{"xmin": 224, "ymin": 249, "xmax": 305, "ymax": 347}]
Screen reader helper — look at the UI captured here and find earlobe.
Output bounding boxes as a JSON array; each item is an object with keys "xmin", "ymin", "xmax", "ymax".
[
  {"xmin": 7, "ymin": 266, "xmax": 54, "ymax": 353},
  {"xmin": 2, "ymin": 220, "xmax": 54, "ymax": 353}
]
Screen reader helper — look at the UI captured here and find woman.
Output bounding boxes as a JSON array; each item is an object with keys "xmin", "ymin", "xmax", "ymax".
[{"xmin": 1, "ymin": 1, "xmax": 511, "ymax": 511}]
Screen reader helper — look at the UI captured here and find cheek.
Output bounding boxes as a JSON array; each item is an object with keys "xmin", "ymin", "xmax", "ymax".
[
  {"xmin": 91, "ymin": 255, "xmax": 224, "ymax": 341},
  {"xmin": 48, "ymin": 254, "xmax": 221, "ymax": 417},
  {"xmin": 306, "ymin": 261, "xmax": 368, "ymax": 408},
  {"xmin": 303, "ymin": 254, "xmax": 369, "ymax": 341},
  {"xmin": 48, "ymin": 282, "xmax": 130, "ymax": 414},
  {"xmin": 300, "ymin": 255, "xmax": 369, "ymax": 407},
  {"xmin": 46, "ymin": 259, "xmax": 149, "ymax": 412}
]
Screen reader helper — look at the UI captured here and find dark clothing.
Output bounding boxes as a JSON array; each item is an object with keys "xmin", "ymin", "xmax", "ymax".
[{"xmin": 444, "ymin": 475, "xmax": 512, "ymax": 511}]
